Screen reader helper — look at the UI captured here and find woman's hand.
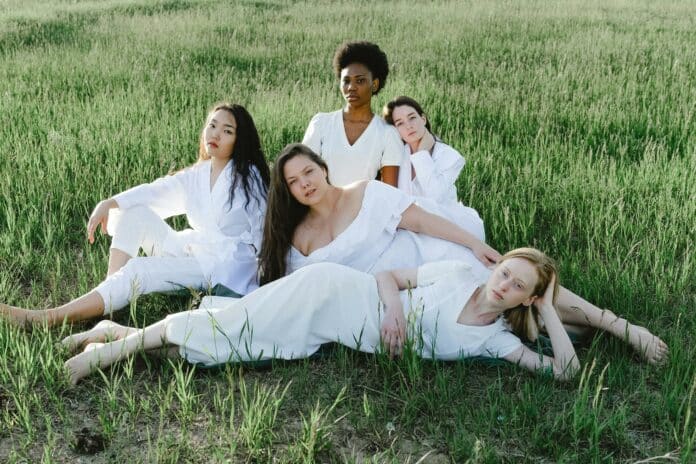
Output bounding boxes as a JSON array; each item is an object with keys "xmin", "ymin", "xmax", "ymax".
[
  {"xmin": 416, "ymin": 131, "xmax": 436, "ymax": 154},
  {"xmin": 87, "ymin": 198, "xmax": 118, "ymax": 244},
  {"xmin": 380, "ymin": 307, "xmax": 406, "ymax": 359},
  {"xmin": 472, "ymin": 242, "xmax": 501, "ymax": 267},
  {"xmin": 534, "ymin": 273, "xmax": 556, "ymax": 312}
]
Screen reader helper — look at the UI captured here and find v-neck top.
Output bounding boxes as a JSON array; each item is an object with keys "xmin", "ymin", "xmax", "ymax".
[
  {"xmin": 302, "ymin": 110, "xmax": 404, "ymax": 187},
  {"xmin": 405, "ymin": 261, "xmax": 522, "ymax": 360},
  {"xmin": 110, "ymin": 159, "xmax": 266, "ymax": 294},
  {"xmin": 288, "ymin": 181, "xmax": 414, "ymax": 274}
]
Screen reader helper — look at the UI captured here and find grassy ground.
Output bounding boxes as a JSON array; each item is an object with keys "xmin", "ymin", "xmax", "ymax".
[{"xmin": 0, "ymin": 0, "xmax": 694, "ymax": 462}]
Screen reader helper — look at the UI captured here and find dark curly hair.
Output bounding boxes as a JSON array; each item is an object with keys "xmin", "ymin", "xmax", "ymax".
[{"xmin": 332, "ymin": 41, "xmax": 389, "ymax": 95}]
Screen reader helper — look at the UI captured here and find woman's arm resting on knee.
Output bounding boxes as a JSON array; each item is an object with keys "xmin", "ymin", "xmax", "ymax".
[
  {"xmin": 88, "ymin": 198, "xmax": 120, "ymax": 244},
  {"xmin": 398, "ymin": 204, "xmax": 500, "ymax": 266}
]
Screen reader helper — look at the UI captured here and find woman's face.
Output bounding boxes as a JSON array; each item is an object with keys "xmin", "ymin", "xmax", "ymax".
[
  {"xmin": 391, "ymin": 105, "xmax": 428, "ymax": 146},
  {"xmin": 339, "ymin": 62, "xmax": 375, "ymax": 108},
  {"xmin": 283, "ymin": 155, "xmax": 329, "ymax": 206},
  {"xmin": 203, "ymin": 109, "xmax": 237, "ymax": 161},
  {"xmin": 485, "ymin": 258, "xmax": 538, "ymax": 309}
]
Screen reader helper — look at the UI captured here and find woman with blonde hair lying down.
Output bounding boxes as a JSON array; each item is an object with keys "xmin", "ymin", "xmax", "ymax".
[{"xmin": 62, "ymin": 247, "xmax": 667, "ymax": 384}]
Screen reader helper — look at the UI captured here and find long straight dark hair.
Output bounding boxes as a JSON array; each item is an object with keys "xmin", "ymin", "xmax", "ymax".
[
  {"xmin": 198, "ymin": 103, "xmax": 270, "ymax": 210},
  {"xmin": 258, "ymin": 143, "xmax": 329, "ymax": 285}
]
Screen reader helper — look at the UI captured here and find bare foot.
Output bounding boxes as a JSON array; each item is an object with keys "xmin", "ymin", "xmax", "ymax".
[
  {"xmin": 625, "ymin": 324, "xmax": 669, "ymax": 365},
  {"xmin": 64, "ymin": 342, "xmax": 120, "ymax": 385},
  {"xmin": 61, "ymin": 320, "xmax": 133, "ymax": 352}
]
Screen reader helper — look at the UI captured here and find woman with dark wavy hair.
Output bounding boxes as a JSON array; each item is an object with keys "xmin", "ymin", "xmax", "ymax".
[
  {"xmin": 62, "ymin": 247, "xmax": 667, "ymax": 385},
  {"xmin": 258, "ymin": 143, "xmax": 500, "ymax": 286},
  {"xmin": 2, "ymin": 103, "xmax": 270, "ymax": 326},
  {"xmin": 302, "ymin": 41, "xmax": 403, "ymax": 187}
]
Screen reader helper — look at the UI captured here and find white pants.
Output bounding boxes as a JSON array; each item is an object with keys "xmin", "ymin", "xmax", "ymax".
[{"xmin": 95, "ymin": 206, "xmax": 206, "ymax": 314}]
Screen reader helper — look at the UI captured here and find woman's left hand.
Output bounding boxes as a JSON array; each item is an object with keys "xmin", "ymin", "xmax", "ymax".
[
  {"xmin": 472, "ymin": 242, "xmax": 501, "ymax": 267},
  {"xmin": 534, "ymin": 273, "xmax": 556, "ymax": 312}
]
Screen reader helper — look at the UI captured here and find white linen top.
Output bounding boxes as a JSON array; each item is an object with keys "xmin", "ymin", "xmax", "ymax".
[
  {"xmin": 287, "ymin": 180, "xmax": 489, "ymax": 277},
  {"xmin": 397, "ymin": 141, "xmax": 465, "ymax": 202},
  {"xmin": 302, "ymin": 110, "xmax": 404, "ymax": 187},
  {"xmin": 109, "ymin": 159, "xmax": 266, "ymax": 295}
]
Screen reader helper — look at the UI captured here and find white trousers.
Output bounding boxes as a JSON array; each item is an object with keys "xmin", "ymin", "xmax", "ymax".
[{"xmin": 95, "ymin": 206, "xmax": 206, "ymax": 314}]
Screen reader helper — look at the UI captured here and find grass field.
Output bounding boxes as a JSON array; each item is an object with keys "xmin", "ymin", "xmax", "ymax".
[{"xmin": 0, "ymin": 0, "xmax": 694, "ymax": 462}]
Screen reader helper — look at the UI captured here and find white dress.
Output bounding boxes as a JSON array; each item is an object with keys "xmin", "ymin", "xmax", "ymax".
[
  {"xmin": 287, "ymin": 181, "xmax": 489, "ymax": 277},
  {"xmin": 302, "ymin": 110, "xmax": 404, "ymax": 187},
  {"xmin": 398, "ymin": 141, "xmax": 485, "ymax": 241},
  {"xmin": 108, "ymin": 159, "xmax": 266, "ymax": 294},
  {"xmin": 164, "ymin": 261, "xmax": 522, "ymax": 366}
]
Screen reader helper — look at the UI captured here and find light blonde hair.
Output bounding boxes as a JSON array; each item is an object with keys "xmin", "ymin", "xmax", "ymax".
[{"xmin": 500, "ymin": 248, "xmax": 559, "ymax": 341}]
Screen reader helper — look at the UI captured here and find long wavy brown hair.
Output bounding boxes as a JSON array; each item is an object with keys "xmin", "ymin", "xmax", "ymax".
[
  {"xmin": 258, "ymin": 143, "xmax": 329, "ymax": 285},
  {"xmin": 500, "ymin": 248, "xmax": 560, "ymax": 341}
]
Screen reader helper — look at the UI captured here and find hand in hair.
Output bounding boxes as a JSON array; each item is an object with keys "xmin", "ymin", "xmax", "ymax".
[{"xmin": 534, "ymin": 272, "xmax": 556, "ymax": 311}]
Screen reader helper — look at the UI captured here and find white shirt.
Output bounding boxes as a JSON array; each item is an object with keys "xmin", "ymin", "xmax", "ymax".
[
  {"xmin": 111, "ymin": 159, "xmax": 266, "ymax": 294},
  {"xmin": 397, "ymin": 141, "xmax": 465, "ymax": 202},
  {"xmin": 302, "ymin": 110, "xmax": 404, "ymax": 187}
]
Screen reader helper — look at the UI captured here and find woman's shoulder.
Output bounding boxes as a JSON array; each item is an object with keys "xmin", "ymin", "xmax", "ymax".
[
  {"xmin": 433, "ymin": 141, "xmax": 465, "ymax": 164},
  {"xmin": 308, "ymin": 110, "xmax": 341, "ymax": 126}
]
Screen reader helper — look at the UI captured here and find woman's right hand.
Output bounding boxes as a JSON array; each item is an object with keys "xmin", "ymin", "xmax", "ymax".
[
  {"xmin": 87, "ymin": 198, "xmax": 117, "ymax": 244},
  {"xmin": 416, "ymin": 131, "xmax": 436, "ymax": 154}
]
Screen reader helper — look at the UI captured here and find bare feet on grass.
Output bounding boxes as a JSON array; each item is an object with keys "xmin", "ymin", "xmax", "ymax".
[
  {"xmin": 61, "ymin": 320, "xmax": 134, "ymax": 351},
  {"xmin": 626, "ymin": 324, "xmax": 669, "ymax": 365},
  {"xmin": 64, "ymin": 342, "xmax": 122, "ymax": 385}
]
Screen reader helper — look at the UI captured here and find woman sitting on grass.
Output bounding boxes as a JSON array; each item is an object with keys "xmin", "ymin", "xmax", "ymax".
[
  {"xmin": 383, "ymin": 95, "xmax": 485, "ymax": 241},
  {"xmin": 1, "ymin": 103, "xmax": 270, "ymax": 327},
  {"xmin": 62, "ymin": 248, "xmax": 667, "ymax": 385},
  {"xmin": 302, "ymin": 41, "xmax": 403, "ymax": 187}
]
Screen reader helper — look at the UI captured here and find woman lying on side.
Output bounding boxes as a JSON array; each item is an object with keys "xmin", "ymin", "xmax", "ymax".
[
  {"xmin": 383, "ymin": 95, "xmax": 485, "ymax": 241},
  {"xmin": 1, "ymin": 103, "xmax": 270, "ymax": 327},
  {"xmin": 63, "ymin": 248, "xmax": 667, "ymax": 385}
]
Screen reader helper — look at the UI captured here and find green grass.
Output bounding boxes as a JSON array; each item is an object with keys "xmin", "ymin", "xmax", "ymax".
[{"xmin": 1, "ymin": 0, "xmax": 694, "ymax": 461}]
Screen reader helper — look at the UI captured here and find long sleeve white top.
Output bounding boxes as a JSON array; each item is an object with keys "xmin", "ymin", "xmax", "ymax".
[{"xmin": 109, "ymin": 159, "xmax": 266, "ymax": 295}]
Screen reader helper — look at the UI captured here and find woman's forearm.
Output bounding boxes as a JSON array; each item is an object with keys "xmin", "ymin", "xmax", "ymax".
[
  {"xmin": 401, "ymin": 204, "xmax": 482, "ymax": 249},
  {"xmin": 375, "ymin": 271, "xmax": 403, "ymax": 315},
  {"xmin": 540, "ymin": 304, "xmax": 580, "ymax": 380}
]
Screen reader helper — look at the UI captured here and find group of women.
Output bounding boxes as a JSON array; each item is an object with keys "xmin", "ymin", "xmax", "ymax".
[{"xmin": 1, "ymin": 41, "xmax": 667, "ymax": 384}]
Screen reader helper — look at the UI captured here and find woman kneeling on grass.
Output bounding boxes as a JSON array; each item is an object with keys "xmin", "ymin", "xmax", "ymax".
[
  {"xmin": 62, "ymin": 248, "xmax": 667, "ymax": 385},
  {"xmin": 1, "ymin": 103, "xmax": 270, "ymax": 327}
]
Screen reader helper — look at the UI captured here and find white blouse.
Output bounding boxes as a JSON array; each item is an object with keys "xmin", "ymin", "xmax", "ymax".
[
  {"xmin": 302, "ymin": 110, "xmax": 404, "ymax": 187},
  {"xmin": 110, "ymin": 159, "xmax": 266, "ymax": 295}
]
